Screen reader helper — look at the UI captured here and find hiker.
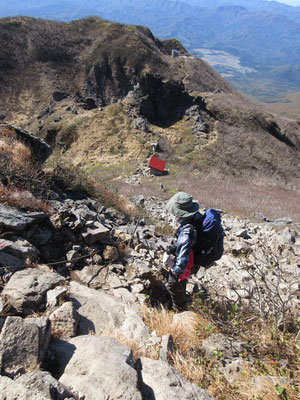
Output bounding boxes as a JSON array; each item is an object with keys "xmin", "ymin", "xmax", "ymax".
[{"xmin": 165, "ymin": 192, "xmax": 223, "ymax": 310}]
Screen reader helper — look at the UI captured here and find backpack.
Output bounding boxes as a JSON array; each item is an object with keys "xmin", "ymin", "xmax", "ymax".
[{"xmin": 192, "ymin": 209, "xmax": 224, "ymax": 266}]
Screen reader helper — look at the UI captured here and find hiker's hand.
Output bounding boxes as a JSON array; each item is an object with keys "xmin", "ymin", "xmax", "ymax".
[{"xmin": 170, "ymin": 266, "xmax": 182, "ymax": 276}]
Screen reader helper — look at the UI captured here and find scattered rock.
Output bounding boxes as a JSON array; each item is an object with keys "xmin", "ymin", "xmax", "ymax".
[
  {"xmin": 81, "ymin": 222, "xmax": 110, "ymax": 244},
  {"xmin": 219, "ymin": 358, "xmax": 249, "ymax": 384},
  {"xmin": 159, "ymin": 334, "xmax": 174, "ymax": 363},
  {"xmin": 0, "ymin": 252, "xmax": 25, "ymax": 271},
  {"xmin": 46, "ymin": 286, "xmax": 68, "ymax": 308},
  {"xmin": 0, "ymin": 371, "xmax": 74, "ymax": 399},
  {"xmin": 68, "ymin": 281, "xmax": 150, "ymax": 342},
  {"xmin": 202, "ymin": 333, "xmax": 246, "ymax": 359},
  {"xmin": 50, "ymin": 301, "xmax": 79, "ymax": 338},
  {"xmin": 71, "ymin": 265, "xmax": 108, "ymax": 289},
  {"xmin": 132, "ymin": 117, "xmax": 149, "ymax": 132}
]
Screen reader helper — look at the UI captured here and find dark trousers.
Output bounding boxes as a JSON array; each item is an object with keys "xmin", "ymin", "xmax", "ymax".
[{"xmin": 167, "ymin": 272, "xmax": 187, "ymax": 309}]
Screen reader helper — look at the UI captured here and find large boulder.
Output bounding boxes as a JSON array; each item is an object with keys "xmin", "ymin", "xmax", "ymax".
[
  {"xmin": 2, "ymin": 267, "xmax": 65, "ymax": 314},
  {"xmin": 137, "ymin": 357, "xmax": 214, "ymax": 400},
  {"xmin": 0, "ymin": 316, "xmax": 51, "ymax": 376},
  {"xmin": 52, "ymin": 335, "xmax": 142, "ymax": 400},
  {"xmin": 67, "ymin": 281, "xmax": 150, "ymax": 343}
]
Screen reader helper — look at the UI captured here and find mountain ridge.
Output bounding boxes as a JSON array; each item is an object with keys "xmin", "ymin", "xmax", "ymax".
[
  {"xmin": 1, "ymin": 0, "xmax": 299, "ymax": 101},
  {"xmin": 0, "ymin": 16, "xmax": 299, "ymax": 192}
]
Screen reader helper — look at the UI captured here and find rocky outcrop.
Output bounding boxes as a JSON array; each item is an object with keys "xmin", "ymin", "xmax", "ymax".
[{"xmin": 2, "ymin": 124, "xmax": 52, "ymax": 163}]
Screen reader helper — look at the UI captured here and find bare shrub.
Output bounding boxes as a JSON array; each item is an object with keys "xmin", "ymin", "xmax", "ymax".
[{"xmin": 205, "ymin": 241, "xmax": 299, "ymax": 332}]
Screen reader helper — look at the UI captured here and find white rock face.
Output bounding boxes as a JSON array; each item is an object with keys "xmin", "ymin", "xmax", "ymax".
[{"xmin": 53, "ymin": 335, "xmax": 142, "ymax": 400}]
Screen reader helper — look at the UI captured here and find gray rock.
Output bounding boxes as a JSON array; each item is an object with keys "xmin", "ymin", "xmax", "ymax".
[
  {"xmin": 130, "ymin": 195, "xmax": 145, "ymax": 206},
  {"xmin": 0, "ymin": 237, "xmax": 39, "ymax": 261},
  {"xmin": 53, "ymin": 336, "xmax": 142, "ymax": 400},
  {"xmin": 0, "ymin": 205, "xmax": 45, "ymax": 232},
  {"xmin": 159, "ymin": 334, "xmax": 174, "ymax": 363},
  {"xmin": 2, "ymin": 267, "xmax": 65, "ymax": 314},
  {"xmin": 66, "ymin": 250, "xmax": 79, "ymax": 267},
  {"xmin": 202, "ymin": 333, "xmax": 246, "ymax": 359},
  {"xmin": 71, "ymin": 265, "xmax": 108, "ymax": 289},
  {"xmin": 81, "ymin": 222, "xmax": 110, "ymax": 244},
  {"xmin": 0, "ymin": 316, "xmax": 51, "ymax": 375},
  {"xmin": 0, "ymin": 252, "xmax": 25, "ymax": 270},
  {"xmin": 132, "ymin": 117, "xmax": 149, "ymax": 132},
  {"xmin": 0, "ymin": 371, "xmax": 74, "ymax": 399},
  {"xmin": 138, "ymin": 357, "xmax": 214, "ymax": 399},
  {"xmin": 103, "ymin": 245, "xmax": 119, "ymax": 261},
  {"xmin": 277, "ymin": 227, "xmax": 299, "ymax": 245},
  {"xmin": 68, "ymin": 281, "xmax": 150, "ymax": 343},
  {"xmin": 230, "ymin": 241, "xmax": 251, "ymax": 256},
  {"xmin": 113, "ymin": 288, "xmax": 137, "ymax": 304},
  {"xmin": 235, "ymin": 229, "xmax": 251, "ymax": 239},
  {"xmin": 272, "ymin": 218, "xmax": 293, "ymax": 226},
  {"xmin": 50, "ymin": 301, "xmax": 79, "ymax": 338},
  {"xmin": 16, "ymin": 370, "xmax": 74, "ymax": 399}
]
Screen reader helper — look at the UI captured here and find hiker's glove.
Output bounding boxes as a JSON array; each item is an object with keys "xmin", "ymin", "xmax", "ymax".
[{"xmin": 170, "ymin": 266, "xmax": 183, "ymax": 276}]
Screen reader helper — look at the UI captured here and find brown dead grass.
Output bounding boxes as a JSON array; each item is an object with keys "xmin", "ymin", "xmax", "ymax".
[{"xmin": 141, "ymin": 304, "xmax": 299, "ymax": 400}]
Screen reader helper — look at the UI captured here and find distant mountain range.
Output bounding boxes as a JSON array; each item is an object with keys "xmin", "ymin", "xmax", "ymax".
[{"xmin": 1, "ymin": 0, "xmax": 300, "ymax": 101}]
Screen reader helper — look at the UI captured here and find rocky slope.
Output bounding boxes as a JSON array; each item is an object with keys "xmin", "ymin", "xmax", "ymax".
[
  {"xmin": 0, "ymin": 17, "xmax": 300, "ymax": 190},
  {"xmin": 0, "ymin": 184, "xmax": 299, "ymax": 399}
]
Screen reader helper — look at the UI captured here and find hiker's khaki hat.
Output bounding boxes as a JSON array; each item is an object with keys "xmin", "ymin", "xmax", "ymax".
[{"xmin": 166, "ymin": 192, "xmax": 199, "ymax": 218}]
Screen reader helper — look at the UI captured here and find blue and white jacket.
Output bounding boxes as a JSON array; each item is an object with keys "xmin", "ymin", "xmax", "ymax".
[{"xmin": 172, "ymin": 212, "xmax": 202, "ymax": 275}]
